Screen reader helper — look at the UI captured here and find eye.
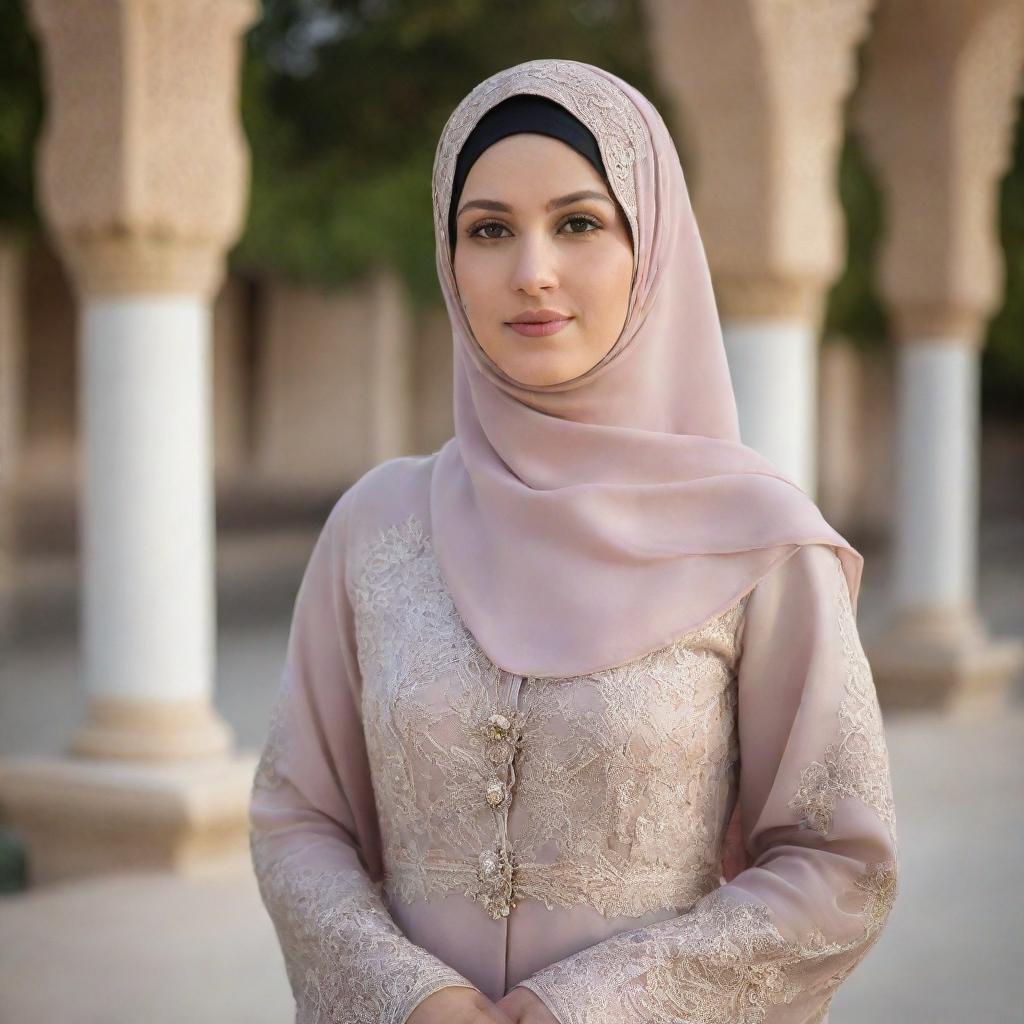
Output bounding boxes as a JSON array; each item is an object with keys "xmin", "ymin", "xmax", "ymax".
[
  {"xmin": 467, "ymin": 220, "xmax": 511, "ymax": 240},
  {"xmin": 560, "ymin": 214, "xmax": 601, "ymax": 235},
  {"xmin": 465, "ymin": 213, "xmax": 603, "ymax": 241}
]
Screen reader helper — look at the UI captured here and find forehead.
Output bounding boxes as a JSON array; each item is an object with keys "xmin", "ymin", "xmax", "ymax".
[{"xmin": 461, "ymin": 134, "xmax": 611, "ymax": 195}]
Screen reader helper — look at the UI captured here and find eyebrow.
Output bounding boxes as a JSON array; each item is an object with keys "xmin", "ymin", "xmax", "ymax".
[{"xmin": 456, "ymin": 189, "xmax": 615, "ymax": 219}]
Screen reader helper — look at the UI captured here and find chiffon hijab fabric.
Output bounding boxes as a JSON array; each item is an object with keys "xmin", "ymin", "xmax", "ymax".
[
  {"xmin": 248, "ymin": 58, "xmax": 899, "ymax": 1024},
  {"xmin": 429, "ymin": 57, "xmax": 863, "ymax": 680}
]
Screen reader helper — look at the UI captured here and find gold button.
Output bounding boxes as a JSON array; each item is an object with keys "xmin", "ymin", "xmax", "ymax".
[
  {"xmin": 473, "ymin": 845, "xmax": 516, "ymax": 919},
  {"xmin": 483, "ymin": 712, "xmax": 512, "ymax": 740},
  {"xmin": 485, "ymin": 778, "xmax": 506, "ymax": 807}
]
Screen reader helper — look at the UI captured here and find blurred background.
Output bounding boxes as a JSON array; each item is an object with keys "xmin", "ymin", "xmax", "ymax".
[{"xmin": 0, "ymin": 1, "xmax": 1021, "ymax": 1021}]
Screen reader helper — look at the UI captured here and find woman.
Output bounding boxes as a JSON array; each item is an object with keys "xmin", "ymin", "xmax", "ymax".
[{"xmin": 249, "ymin": 59, "xmax": 899, "ymax": 1024}]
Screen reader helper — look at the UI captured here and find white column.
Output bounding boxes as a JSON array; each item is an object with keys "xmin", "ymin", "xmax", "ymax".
[
  {"xmin": 722, "ymin": 320, "xmax": 818, "ymax": 495},
  {"xmin": 79, "ymin": 297, "xmax": 217, "ymax": 706},
  {"xmin": 855, "ymin": 0, "xmax": 1024, "ymax": 709},
  {"xmin": 893, "ymin": 341, "xmax": 979, "ymax": 614},
  {"xmin": 68, "ymin": 293, "xmax": 231, "ymax": 760},
  {"xmin": 0, "ymin": 0, "xmax": 258, "ymax": 885}
]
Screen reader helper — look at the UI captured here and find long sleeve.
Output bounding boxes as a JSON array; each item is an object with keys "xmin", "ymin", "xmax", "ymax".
[
  {"xmin": 248, "ymin": 491, "xmax": 478, "ymax": 1024},
  {"xmin": 516, "ymin": 543, "xmax": 899, "ymax": 1024}
]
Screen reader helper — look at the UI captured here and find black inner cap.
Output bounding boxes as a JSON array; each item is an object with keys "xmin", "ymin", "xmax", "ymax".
[{"xmin": 447, "ymin": 94, "xmax": 608, "ymax": 254}]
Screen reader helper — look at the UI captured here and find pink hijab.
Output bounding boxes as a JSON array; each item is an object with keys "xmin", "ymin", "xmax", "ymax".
[{"xmin": 428, "ymin": 58, "xmax": 862, "ymax": 679}]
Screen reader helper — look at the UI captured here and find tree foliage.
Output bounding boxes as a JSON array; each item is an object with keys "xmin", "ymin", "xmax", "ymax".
[
  {"xmin": 983, "ymin": 93, "xmax": 1024, "ymax": 415},
  {"xmin": 0, "ymin": 1, "xmax": 42, "ymax": 237}
]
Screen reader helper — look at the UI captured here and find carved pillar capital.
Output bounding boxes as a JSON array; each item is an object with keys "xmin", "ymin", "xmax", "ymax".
[
  {"xmin": 28, "ymin": 0, "xmax": 259, "ymax": 300},
  {"xmin": 642, "ymin": 0, "xmax": 874, "ymax": 323},
  {"xmin": 855, "ymin": 0, "xmax": 1024, "ymax": 346}
]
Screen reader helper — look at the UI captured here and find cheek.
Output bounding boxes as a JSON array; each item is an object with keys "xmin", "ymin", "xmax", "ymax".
[
  {"xmin": 578, "ymin": 248, "xmax": 633, "ymax": 325},
  {"xmin": 455, "ymin": 258, "xmax": 498, "ymax": 320}
]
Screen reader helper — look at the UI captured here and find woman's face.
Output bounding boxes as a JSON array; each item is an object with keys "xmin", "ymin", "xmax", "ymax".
[{"xmin": 452, "ymin": 133, "xmax": 634, "ymax": 387}]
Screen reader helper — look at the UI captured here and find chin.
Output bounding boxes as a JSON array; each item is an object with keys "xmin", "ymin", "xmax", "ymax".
[
  {"xmin": 484, "ymin": 340, "xmax": 591, "ymax": 387},
  {"xmin": 507, "ymin": 364, "xmax": 578, "ymax": 387}
]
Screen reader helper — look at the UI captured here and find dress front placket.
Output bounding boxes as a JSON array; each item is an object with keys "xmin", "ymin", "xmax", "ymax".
[{"xmin": 471, "ymin": 670, "xmax": 529, "ymax": 920}]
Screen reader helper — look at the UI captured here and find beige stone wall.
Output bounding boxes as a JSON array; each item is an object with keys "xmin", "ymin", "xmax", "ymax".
[
  {"xmin": 250, "ymin": 267, "xmax": 421, "ymax": 495},
  {"xmin": 252, "ymin": 277, "xmax": 374, "ymax": 493},
  {"xmin": 211, "ymin": 276, "xmax": 250, "ymax": 482},
  {"xmin": 412, "ymin": 304, "xmax": 455, "ymax": 456}
]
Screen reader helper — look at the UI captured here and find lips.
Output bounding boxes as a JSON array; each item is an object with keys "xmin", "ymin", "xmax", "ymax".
[
  {"xmin": 506, "ymin": 309, "xmax": 572, "ymax": 324},
  {"xmin": 505, "ymin": 315, "xmax": 573, "ymax": 338}
]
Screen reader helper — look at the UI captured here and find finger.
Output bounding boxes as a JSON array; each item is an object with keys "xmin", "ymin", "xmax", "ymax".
[{"xmin": 484, "ymin": 1006, "xmax": 517, "ymax": 1024}]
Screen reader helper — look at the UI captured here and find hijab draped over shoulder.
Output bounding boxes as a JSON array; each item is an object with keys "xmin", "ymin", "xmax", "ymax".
[{"xmin": 428, "ymin": 58, "xmax": 862, "ymax": 679}]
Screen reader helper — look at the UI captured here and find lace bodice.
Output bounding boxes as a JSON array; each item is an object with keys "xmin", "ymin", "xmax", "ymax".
[
  {"xmin": 248, "ymin": 478, "xmax": 899, "ymax": 1024},
  {"xmin": 352, "ymin": 513, "xmax": 747, "ymax": 921}
]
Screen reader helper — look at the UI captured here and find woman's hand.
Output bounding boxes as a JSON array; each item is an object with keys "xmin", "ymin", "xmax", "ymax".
[
  {"xmin": 407, "ymin": 985, "xmax": 516, "ymax": 1024},
  {"xmin": 495, "ymin": 986, "xmax": 560, "ymax": 1023}
]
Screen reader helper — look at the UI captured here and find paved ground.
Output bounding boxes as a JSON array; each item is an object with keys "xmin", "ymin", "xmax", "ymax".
[{"xmin": 2, "ymin": 432, "xmax": 1022, "ymax": 1021}]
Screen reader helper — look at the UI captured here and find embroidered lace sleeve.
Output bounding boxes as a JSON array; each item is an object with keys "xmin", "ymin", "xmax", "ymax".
[
  {"xmin": 248, "ymin": 492, "xmax": 477, "ymax": 1024},
  {"xmin": 516, "ymin": 543, "xmax": 900, "ymax": 1024}
]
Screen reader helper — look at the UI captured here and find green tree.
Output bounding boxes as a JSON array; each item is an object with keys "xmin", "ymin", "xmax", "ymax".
[
  {"xmin": 983, "ymin": 93, "xmax": 1024, "ymax": 416},
  {"xmin": 0, "ymin": 1, "xmax": 42, "ymax": 237},
  {"xmin": 236, "ymin": 0, "xmax": 659, "ymax": 305}
]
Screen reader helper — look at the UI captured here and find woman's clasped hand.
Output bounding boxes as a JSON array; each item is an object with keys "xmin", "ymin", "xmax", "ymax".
[{"xmin": 407, "ymin": 984, "xmax": 559, "ymax": 1024}]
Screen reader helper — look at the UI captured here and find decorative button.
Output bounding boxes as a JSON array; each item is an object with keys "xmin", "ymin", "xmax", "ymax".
[
  {"xmin": 480, "ymin": 707, "xmax": 523, "ymax": 768},
  {"xmin": 485, "ymin": 778, "xmax": 507, "ymax": 807},
  {"xmin": 482, "ymin": 712, "xmax": 512, "ymax": 741},
  {"xmin": 486, "ymin": 739, "xmax": 513, "ymax": 764},
  {"xmin": 471, "ymin": 845, "xmax": 516, "ymax": 919}
]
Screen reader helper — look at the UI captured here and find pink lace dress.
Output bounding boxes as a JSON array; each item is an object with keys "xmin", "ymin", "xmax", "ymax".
[{"xmin": 248, "ymin": 453, "xmax": 899, "ymax": 1024}]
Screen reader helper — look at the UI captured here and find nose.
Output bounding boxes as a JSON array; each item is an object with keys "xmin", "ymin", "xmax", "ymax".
[{"xmin": 509, "ymin": 231, "xmax": 558, "ymax": 296}]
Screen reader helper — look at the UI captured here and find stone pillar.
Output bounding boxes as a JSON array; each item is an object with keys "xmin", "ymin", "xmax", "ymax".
[
  {"xmin": 856, "ymin": 0, "xmax": 1024, "ymax": 711},
  {"xmin": 0, "ymin": 0, "xmax": 260, "ymax": 884},
  {"xmin": 0, "ymin": 234, "xmax": 25, "ymax": 640},
  {"xmin": 817, "ymin": 337, "xmax": 868, "ymax": 534},
  {"xmin": 642, "ymin": 0, "xmax": 873, "ymax": 494},
  {"xmin": 816, "ymin": 338, "xmax": 896, "ymax": 544}
]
